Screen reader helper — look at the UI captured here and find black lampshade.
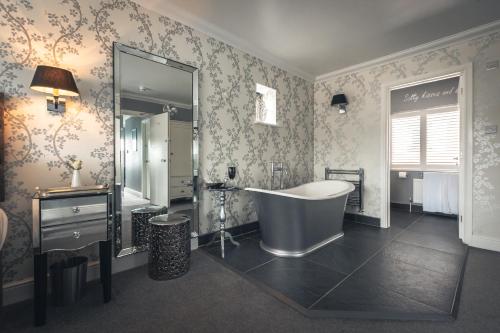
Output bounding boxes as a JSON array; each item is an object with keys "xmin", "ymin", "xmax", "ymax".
[
  {"xmin": 30, "ymin": 65, "xmax": 79, "ymax": 97},
  {"xmin": 331, "ymin": 93, "xmax": 347, "ymax": 106}
]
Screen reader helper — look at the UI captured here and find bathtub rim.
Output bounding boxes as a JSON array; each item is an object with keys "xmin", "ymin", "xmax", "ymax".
[
  {"xmin": 259, "ymin": 232, "xmax": 344, "ymax": 257},
  {"xmin": 245, "ymin": 180, "xmax": 354, "ymax": 200}
]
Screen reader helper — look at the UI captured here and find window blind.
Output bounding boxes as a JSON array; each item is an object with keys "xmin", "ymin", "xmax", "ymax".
[
  {"xmin": 391, "ymin": 115, "xmax": 421, "ymax": 166},
  {"xmin": 426, "ymin": 110, "xmax": 460, "ymax": 166}
]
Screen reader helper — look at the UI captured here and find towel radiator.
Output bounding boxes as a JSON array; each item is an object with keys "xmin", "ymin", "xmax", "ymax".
[{"xmin": 325, "ymin": 168, "xmax": 364, "ymax": 212}]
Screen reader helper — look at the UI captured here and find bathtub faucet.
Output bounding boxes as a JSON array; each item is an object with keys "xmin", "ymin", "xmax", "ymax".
[{"xmin": 270, "ymin": 161, "xmax": 288, "ymax": 190}]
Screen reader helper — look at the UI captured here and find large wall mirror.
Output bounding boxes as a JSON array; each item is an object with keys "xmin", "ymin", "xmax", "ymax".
[{"xmin": 113, "ymin": 43, "xmax": 199, "ymax": 257}]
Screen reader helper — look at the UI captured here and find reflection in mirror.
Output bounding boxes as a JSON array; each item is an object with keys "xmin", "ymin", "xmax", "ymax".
[{"xmin": 113, "ymin": 44, "xmax": 199, "ymax": 257}]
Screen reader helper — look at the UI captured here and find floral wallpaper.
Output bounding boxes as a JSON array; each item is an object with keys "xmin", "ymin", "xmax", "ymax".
[
  {"xmin": 314, "ymin": 29, "xmax": 500, "ymax": 239},
  {"xmin": 0, "ymin": 0, "xmax": 313, "ymax": 284}
]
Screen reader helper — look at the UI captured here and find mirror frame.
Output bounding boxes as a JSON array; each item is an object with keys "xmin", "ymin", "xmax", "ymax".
[{"xmin": 112, "ymin": 42, "xmax": 199, "ymax": 257}]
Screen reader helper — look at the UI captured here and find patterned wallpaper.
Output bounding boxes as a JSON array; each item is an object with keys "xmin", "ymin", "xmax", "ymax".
[
  {"xmin": 314, "ymin": 30, "xmax": 500, "ymax": 238},
  {"xmin": 0, "ymin": 0, "xmax": 313, "ymax": 284}
]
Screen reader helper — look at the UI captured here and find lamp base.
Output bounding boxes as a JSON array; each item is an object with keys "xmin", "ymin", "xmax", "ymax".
[{"xmin": 46, "ymin": 96, "xmax": 66, "ymax": 113}]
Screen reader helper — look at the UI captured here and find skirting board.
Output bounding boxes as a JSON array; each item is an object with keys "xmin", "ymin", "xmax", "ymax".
[
  {"xmin": 344, "ymin": 213, "xmax": 381, "ymax": 227},
  {"xmin": 198, "ymin": 221, "xmax": 260, "ymax": 246},
  {"xmin": 2, "ymin": 250, "xmax": 148, "ymax": 307},
  {"xmin": 390, "ymin": 202, "xmax": 424, "ymax": 213},
  {"xmin": 469, "ymin": 235, "xmax": 500, "ymax": 253}
]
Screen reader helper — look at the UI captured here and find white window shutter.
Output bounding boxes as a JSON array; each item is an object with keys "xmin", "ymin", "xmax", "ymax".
[
  {"xmin": 426, "ymin": 110, "xmax": 460, "ymax": 167},
  {"xmin": 391, "ymin": 115, "xmax": 421, "ymax": 166}
]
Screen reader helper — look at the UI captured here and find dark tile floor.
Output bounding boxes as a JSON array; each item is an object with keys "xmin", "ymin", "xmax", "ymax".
[{"xmin": 203, "ymin": 210, "xmax": 468, "ymax": 320}]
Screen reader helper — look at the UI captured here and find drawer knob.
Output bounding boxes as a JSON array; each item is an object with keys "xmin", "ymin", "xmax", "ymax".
[
  {"xmin": 72, "ymin": 207, "xmax": 80, "ymax": 213},
  {"xmin": 73, "ymin": 231, "xmax": 81, "ymax": 239}
]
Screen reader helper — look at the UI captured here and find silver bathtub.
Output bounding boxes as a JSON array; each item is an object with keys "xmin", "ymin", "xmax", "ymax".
[{"xmin": 246, "ymin": 180, "xmax": 354, "ymax": 257}]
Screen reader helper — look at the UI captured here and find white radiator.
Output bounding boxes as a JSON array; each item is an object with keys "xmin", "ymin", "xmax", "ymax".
[{"xmin": 412, "ymin": 178, "xmax": 423, "ymax": 204}]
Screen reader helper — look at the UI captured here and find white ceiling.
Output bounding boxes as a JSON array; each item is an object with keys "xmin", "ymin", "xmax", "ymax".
[
  {"xmin": 120, "ymin": 52, "xmax": 192, "ymax": 105},
  {"xmin": 139, "ymin": 0, "xmax": 500, "ymax": 79}
]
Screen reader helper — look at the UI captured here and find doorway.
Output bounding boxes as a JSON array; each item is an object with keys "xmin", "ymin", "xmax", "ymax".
[{"xmin": 381, "ymin": 64, "xmax": 473, "ymax": 244}]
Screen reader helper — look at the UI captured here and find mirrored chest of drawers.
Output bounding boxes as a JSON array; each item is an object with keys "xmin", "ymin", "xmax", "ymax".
[{"xmin": 32, "ymin": 185, "xmax": 112, "ymax": 326}]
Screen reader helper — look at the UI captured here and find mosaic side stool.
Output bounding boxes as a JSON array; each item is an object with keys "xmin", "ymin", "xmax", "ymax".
[
  {"xmin": 148, "ymin": 213, "xmax": 191, "ymax": 280},
  {"xmin": 131, "ymin": 206, "xmax": 168, "ymax": 249}
]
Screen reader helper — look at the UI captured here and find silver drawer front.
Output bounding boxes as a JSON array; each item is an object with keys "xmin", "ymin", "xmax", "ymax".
[
  {"xmin": 41, "ymin": 195, "xmax": 107, "ymax": 227},
  {"xmin": 41, "ymin": 219, "xmax": 107, "ymax": 252}
]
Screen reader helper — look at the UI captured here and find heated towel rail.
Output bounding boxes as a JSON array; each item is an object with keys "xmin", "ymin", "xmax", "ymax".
[{"xmin": 325, "ymin": 168, "xmax": 364, "ymax": 212}]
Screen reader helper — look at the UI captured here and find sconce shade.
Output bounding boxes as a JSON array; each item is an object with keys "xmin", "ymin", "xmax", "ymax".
[
  {"xmin": 30, "ymin": 65, "xmax": 79, "ymax": 97},
  {"xmin": 331, "ymin": 93, "xmax": 347, "ymax": 106}
]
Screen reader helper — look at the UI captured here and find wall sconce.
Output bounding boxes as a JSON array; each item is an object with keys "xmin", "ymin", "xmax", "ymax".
[
  {"xmin": 331, "ymin": 93, "xmax": 348, "ymax": 114},
  {"xmin": 30, "ymin": 65, "xmax": 79, "ymax": 113}
]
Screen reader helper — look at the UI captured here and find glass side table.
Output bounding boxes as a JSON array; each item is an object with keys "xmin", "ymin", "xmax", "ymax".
[{"xmin": 207, "ymin": 186, "xmax": 241, "ymax": 258}]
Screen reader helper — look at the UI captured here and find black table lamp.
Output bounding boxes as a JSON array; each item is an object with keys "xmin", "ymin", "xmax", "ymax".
[{"xmin": 30, "ymin": 65, "xmax": 79, "ymax": 113}]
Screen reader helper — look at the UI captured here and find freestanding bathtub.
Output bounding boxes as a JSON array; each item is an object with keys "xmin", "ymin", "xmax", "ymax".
[{"xmin": 245, "ymin": 180, "xmax": 355, "ymax": 257}]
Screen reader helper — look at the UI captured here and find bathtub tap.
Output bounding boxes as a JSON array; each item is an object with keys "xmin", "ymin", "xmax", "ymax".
[{"xmin": 269, "ymin": 161, "xmax": 287, "ymax": 190}]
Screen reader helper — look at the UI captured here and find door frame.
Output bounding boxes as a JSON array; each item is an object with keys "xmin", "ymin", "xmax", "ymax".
[
  {"xmin": 141, "ymin": 119, "xmax": 150, "ymax": 199},
  {"xmin": 380, "ymin": 63, "xmax": 473, "ymax": 244}
]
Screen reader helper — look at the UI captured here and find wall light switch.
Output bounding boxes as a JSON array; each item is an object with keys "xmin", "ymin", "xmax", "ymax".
[{"xmin": 484, "ymin": 125, "xmax": 498, "ymax": 135}]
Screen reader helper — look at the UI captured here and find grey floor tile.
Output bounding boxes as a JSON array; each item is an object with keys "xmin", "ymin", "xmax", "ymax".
[
  {"xmin": 381, "ymin": 241, "xmax": 464, "ymax": 277},
  {"xmin": 333, "ymin": 232, "xmax": 388, "ymax": 253},
  {"xmin": 341, "ymin": 224, "xmax": 403, "ymax": 250},
  {"xmin": 397, "ymin": 229, "xmax": 466, "ymax": 255},
  {"xmin": 247, "ymin": 258, "xmax": 346, "ymax": 308},
  {"xmin": 306, "ymin": 242, "xmax": 374, "ymax": 275},
  {"xmin": 201, "ymin": 209, "xmax": 465, "ymax": 319},
  {"xmin": 390, "ymin": 210, "xmax": 422, "ymax": 229},
  {"xmin": 354, "ymin": 254, "xmax": 458, "ymax": 313},
  {"xmin": 204, "ymin": 238, "xmax": 275, "ymax": 272},
  {"xmin": 407, "ymin": 215, "xmax": 459, "ymax": 239},
  {"xmin": 312, "ymin": 275, "xmax": 444, "ymax": 315},
  {"xmin": 345, "ymin": 222, "xmax": 403, "ymax": 239}
]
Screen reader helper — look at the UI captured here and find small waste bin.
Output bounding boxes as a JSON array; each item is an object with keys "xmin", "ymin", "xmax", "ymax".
[{"xmin": 50, "ymin": 256, "xmax": 88, "ymax": 306}]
